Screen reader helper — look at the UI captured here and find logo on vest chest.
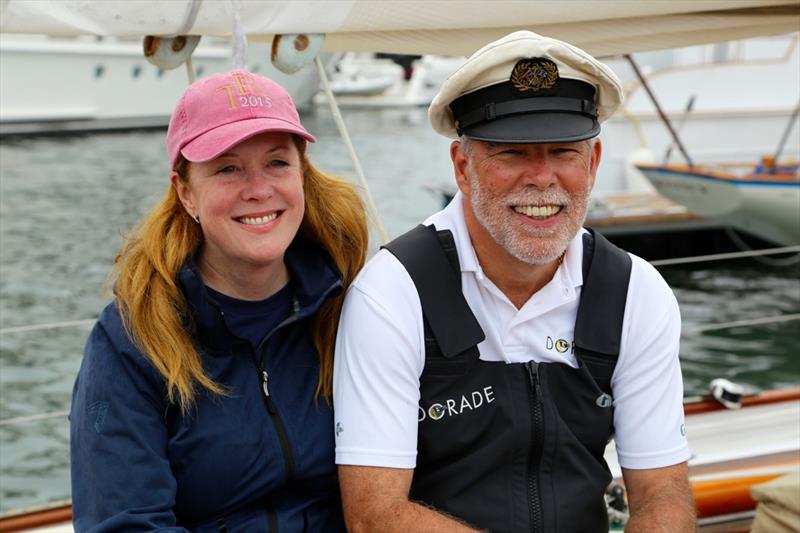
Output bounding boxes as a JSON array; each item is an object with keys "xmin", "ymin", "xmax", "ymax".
[
  {"xmin": 546, "ymin": 336, "xmax": 574, "ymax": 354},
  {"xmin": 419, "ymin": 386, "xmax": 495, "ymax": 422}
]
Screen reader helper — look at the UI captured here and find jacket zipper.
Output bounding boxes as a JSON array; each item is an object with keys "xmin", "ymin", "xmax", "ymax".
[
  {"xmin": 254, "ymin": 355, "xmax": 296, "ymax": 481},
  {"xmin": 266, "ymin": 507, "xmax": 278, "ymax": 533},
  {"xmin": 214, "ymin": 303, "xmax": 303, "ymax": 484},
  {"xmin": 206, "ymin": 277, "xmax": 342, "ymax": 531},
  {"xmin": 526, "ymin": 361, "xmax": 545, "ymax": 533},
  {"xmin": 250, "ymin": 298, "xmax": 304, "ymax": 481}
]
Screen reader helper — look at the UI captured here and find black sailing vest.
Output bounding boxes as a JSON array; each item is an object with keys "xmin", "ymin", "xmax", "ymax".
[{"xmin": 384, "ymin": 225, "xmax": 632, "ymax": 533}]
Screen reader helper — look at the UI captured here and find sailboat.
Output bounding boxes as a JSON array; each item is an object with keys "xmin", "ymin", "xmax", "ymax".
[
  {"xmin": 636, "ymin": 101, "xmax": 800, "ymax": 246},
  {"xmin": 1, "ymin": 1, "xmax": 799, "ymax": 531},
  {"xmin": 636, "ymin": 159, "xmax": 800, "ymax": 245}
]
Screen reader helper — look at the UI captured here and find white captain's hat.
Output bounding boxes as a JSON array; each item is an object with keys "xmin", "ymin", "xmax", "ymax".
[{"xmin": 429, "ymin": 30, "xmax": 623, "ymax": 143}]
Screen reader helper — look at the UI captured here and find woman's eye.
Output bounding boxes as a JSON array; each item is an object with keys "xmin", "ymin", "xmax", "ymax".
[
  {"xmin": 270, "ymin": 159, "xmax": 289, "ymax": 168},
  {"xmin": 217, "ymin": 165, "xmax": 238, "ymax": 174}
]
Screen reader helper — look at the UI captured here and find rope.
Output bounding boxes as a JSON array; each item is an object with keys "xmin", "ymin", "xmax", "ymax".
[
  {"xmin": 724, "ymin": 228, "xmax": 800, "ymax": 267},
  {"xmin": 314, "ymin": 56, "xmax": 390, "ymax": 244},
  {"xmin": 651, "ymin": 245, "xmax": 800, "ymax": 266},
  {"xmin": 174, "ymin": 0, "xmax": 203, "ymax": 36},
  {"xmin": 0, "ymin": 410, "xmax": 70, "ymax": 426},
  {"xmin": 230, "ymin": 0, "xmax": 247, "ymax": 70},
  {"xmin": 0, "ymin": 319, "xmax": 95, "ymax": 335},
  {"xmin": 185, "ymin": 56, "xmax": 196, "ymax": 84},
  {"xmin": 684, "ymin": 313, "xmax": 800, "ymax": 334},
  {"xmin": 177, "ymin": 0, "xmax": 202, "ymax": 83}
]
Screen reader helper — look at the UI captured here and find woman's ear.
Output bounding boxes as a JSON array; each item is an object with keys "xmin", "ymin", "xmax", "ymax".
[{"xmin": 171, "ymin": 171, "xmax": 196, "ymax": 217}]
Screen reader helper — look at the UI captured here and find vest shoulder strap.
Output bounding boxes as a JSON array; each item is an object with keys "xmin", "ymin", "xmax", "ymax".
[
  {"xmin": 383, "ymin": 224, "xmax": 485, "ymax": 359},
  {"xmin": 385, "ymin": 226, "xmax": 631, "ymax": 393},
  {"xmin": 575, "ymin": 229, "xmax": 633, "ymax": 394}
]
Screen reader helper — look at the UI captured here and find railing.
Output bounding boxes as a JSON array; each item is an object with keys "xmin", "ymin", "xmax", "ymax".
[{"xmin": 1, "ymin": 245, "xmax": 798, "ymax": 427}]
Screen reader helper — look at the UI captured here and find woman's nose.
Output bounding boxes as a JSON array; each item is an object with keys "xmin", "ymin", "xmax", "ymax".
[{"xmin": 241, "ymin": 168, "xmax": 275, "ymax": 199}]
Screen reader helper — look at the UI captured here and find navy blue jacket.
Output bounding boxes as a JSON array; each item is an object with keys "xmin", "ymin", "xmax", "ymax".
[{"xmin": 70, "ymin": 240, "xmax": 346, "ymax": 532}]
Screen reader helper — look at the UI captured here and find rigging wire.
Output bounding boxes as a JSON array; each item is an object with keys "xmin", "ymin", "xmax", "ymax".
[
  {"xmin": 723, "ymin": 228, "xmax": 800, "ymax": 266},
  {"xmin": 650, "ymin": 245, "xmax": 800, "ymax": 267},
  {"xmin": 3, "ymin": 312, "xmax": 798, "ymax": 427},
  {"xmin": 0, "ymin": 319, "xmax": 95, "ymax": 335},
  {"xmin": 314, "ymin": 55, "xmax": 390, "ymax": 243},
  {"xmin": 0, "ymin": 410, "xmax": 70, "ymax": 426},
  {"xmin": 684, "ymin": 313, "xmax": 800, "ymax": 334},
  {"xmin": 3, "ymin": 246, "xmax": 797, "ymax": 336}
]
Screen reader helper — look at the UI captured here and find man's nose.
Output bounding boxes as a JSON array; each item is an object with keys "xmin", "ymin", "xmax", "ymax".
[{"xmin": 519, "ymin": 152, "xmax": 557, "ymax": 188}]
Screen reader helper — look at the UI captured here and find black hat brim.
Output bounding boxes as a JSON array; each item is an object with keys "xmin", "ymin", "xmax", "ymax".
[{"xmin": 461, "ymin": 112, "xmax": 599, "ymax": 144}]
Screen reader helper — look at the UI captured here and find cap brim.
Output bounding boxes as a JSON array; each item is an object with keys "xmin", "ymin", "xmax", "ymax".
[
  {"xmin": 462, "ymin": 113, "xmax": 599, "ymax": 144},
  {"xmin": 181, "ymin": 117, "xmax": 316, "ymax": 163}
]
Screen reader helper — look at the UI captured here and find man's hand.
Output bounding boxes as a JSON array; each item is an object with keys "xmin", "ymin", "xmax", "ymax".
[
  {"xmin": 338, "ymin": 465, "xmax": 483, "ymax": 533},
  {"xmin": 622, "ymin": 462, "xmax": 696, "ymax": 532}
]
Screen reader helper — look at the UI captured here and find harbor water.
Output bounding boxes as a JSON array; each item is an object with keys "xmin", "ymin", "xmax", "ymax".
[{"xmin": 1, "ymin": 107, "xmax": 798, "ymax": 513}]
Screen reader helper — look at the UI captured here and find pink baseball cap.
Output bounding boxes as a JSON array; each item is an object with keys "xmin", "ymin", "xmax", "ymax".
[{"xmin": 167, "ymin": 69, "xmax": 315, "ymax": 168}]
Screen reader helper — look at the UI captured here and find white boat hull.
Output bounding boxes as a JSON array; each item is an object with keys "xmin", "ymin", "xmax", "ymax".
[
  {"xmin": 0, "ymin": 35, "xmax": 319, "ymax": 135},
  {"xmin": 637, "ymin": 166, "xmax": 800, "ymax": 245}
]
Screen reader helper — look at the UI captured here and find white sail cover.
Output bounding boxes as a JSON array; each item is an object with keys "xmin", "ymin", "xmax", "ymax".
[{"xmin": 1, "ymin": 0, "xmax": 799, "ymax": 57}]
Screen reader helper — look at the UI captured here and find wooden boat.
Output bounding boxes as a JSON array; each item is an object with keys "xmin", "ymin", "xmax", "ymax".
[
  {"xmin": 2, "ymin": 388, "xmax": 796, "ymax": 532},
  {"xmin": 636, "ymin": 161, "xmax": 800, "ymax": 245},
  {"xmin": 605, "ymin": 387, "xmax": 800, "ymax": 531}
]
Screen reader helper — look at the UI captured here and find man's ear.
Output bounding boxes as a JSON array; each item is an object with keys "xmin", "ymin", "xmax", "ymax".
[
  {"xmin": 588, "ymin": 138, "xmax": 602, "ymax": 191},
  {"xmin": 171, "ymin": 172, "xmax": 196, "ymax": 216},
  {"xmin": 451, "ymin": 140, "xmax": 472, "ymax": 196}
]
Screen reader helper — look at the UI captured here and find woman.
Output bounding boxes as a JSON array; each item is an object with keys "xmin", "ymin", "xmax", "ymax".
[{"xmin": 70, "ymin": 70, "xmax": 368, "ymax": 532}]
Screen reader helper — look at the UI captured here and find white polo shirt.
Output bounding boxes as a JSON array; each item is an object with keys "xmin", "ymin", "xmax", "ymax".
[{"xmin": 334, "ymin": 192, "xmax": 690, "ymax": 470}]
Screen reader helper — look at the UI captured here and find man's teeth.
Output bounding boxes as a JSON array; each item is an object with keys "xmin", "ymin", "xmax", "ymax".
[
  {"xmin": 513, "ymin": 205, "xmax": 561, "ymax": 217},
  {"xmin": 239, "ymin": 213, "xmax": 278, "ymax": 225}
]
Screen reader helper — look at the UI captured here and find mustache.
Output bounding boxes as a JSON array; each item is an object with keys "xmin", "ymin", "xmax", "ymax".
[{"xmin": 501, "ymin": 187, "xmax": 572, "ymax": 207}]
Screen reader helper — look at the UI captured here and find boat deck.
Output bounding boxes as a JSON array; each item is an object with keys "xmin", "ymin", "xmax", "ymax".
[
  {"xmin": 587, "ymin": 191, "xmax": 703, "ymax": 228},
  {"xmin": 587, "ymin": 192, "xmax": 779, "ymax": 260}
]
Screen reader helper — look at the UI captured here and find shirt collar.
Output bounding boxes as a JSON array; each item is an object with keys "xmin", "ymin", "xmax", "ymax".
[
  {"xmin": 177, "ymin": 237, "xmax": 343, "ymax": 352},
  {"xmin": 562, "ymin": 228, "xmax": 586, "ymax": 289},
  {"xmin": 427, "ymin": 190, "xmax": 483, "ymax": 277}
]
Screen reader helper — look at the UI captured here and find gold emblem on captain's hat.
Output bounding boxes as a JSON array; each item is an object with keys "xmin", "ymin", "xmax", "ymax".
[{"xmin": 510, "ymin": 58, "xmax": 559, "ymax": 94}]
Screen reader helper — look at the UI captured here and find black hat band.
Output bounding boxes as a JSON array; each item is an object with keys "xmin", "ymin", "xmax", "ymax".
[{"xmin": 455, "ymin": 97, "xmax": 596, "ymax": 136}]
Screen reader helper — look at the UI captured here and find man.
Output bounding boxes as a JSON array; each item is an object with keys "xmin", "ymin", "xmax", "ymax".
[{"xmin": 333, "ymin": 31, "xmax": 695, "ymax": 533}]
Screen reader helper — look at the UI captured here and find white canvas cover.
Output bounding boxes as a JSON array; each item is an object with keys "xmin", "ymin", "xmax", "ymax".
[{"xmin": 1, "ymin": 0, "xmax": 799, "ymax": 56}]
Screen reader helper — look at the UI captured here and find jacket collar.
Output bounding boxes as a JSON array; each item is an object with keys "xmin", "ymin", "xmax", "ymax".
[{"xmin": 178, "ymin": 237, "xmax": 343, "ymax": 353}]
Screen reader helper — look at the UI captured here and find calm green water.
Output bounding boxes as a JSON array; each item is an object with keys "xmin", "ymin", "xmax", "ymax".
[{"xmin": 1, "ymin": 108, "xmax": 798, "ymax": 513}]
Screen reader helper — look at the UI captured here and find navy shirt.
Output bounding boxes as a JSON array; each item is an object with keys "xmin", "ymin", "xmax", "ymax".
[{"xmin": 205, "ymin": 280, "xmax": 295, "ymax": 351}]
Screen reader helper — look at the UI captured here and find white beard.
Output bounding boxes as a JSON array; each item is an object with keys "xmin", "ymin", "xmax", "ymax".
[{"xmin": 467, "ymin": 166, "xmax": 590, "ymax": 265}]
